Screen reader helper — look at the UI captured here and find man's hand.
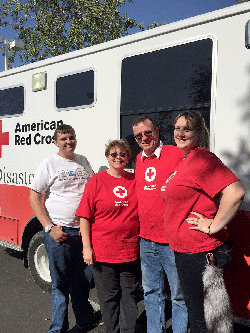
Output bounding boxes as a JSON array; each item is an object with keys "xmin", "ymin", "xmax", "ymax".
[{"xmin": 49, "ymin": 225, "xmax": 68, "ymax": 243}]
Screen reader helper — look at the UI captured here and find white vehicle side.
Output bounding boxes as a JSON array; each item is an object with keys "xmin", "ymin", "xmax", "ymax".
[{"xmin": 0, "ymin": 1, "xmax": 249, "ymax": 323}]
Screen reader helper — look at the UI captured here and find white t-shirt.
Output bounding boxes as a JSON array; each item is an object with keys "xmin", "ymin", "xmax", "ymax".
[{"xmin": 30, "ymin": 153, "xmax": 93, "ymax": 228}]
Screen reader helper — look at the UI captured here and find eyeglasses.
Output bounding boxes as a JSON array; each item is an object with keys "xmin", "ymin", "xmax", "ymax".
[
  {"xmin": 110, "ymin": 152, "xmax": 127, "ymax": 158},
  {"xmin": 134, "ymin": 130, "xmax": 153, "ymax": 141}
]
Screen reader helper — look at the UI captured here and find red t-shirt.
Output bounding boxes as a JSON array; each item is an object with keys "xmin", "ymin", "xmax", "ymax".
[
  {"xmin": 76, "ymin": 170, "xmax": 139, "ymax": 263},
  {"xmin": 135, "ymin": 145, "xmax": 184, "ymax": 243},
  {"xmin": 161, "ymin": 147, "xmax": 239, "ymax": 254}
]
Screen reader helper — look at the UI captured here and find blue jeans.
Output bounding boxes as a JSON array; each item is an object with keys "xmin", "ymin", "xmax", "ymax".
[
  {"xmin": 44, "ymin": 227, "xmax": 94, "ymax": 333},
  {"xmin": 140, "ymin": 238, "xmax": 188, "ymax": 333}
]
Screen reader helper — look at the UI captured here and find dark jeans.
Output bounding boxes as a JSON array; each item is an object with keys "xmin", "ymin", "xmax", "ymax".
[
  {"xmin": 92, "ymin": 259, "xmax": 140, "ymax": 333},
  {"xmin": 44, "ymin": 227, "xmax": 94, "ymax": 333},
  {"xmin": 174, "ymin": 241, "xmax": 232, "ymax": 333}
]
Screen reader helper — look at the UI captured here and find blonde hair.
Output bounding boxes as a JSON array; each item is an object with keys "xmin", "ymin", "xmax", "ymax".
[
  {"xmin": 174, "ymin": 111, "xmax": 210, "ymax": 150},
  {"xmin": 105, "ymin": 139, "xmax": 131, "ymax": 159}
]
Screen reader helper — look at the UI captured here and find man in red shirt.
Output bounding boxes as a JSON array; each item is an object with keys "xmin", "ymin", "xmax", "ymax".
[{"xmin": 132, "ymin": 116, "xmax": 188, "ymax": 333}]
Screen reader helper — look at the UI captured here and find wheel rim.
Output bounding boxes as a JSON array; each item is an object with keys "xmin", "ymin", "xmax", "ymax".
[{"xmin": 34, "ymin": 243, "xmax": 51, "ymax": 283}]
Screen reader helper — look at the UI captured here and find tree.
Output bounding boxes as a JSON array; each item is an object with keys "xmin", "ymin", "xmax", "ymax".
[
  {"xmin": 0, "ymin": 0, "xmax": 143, "ymax": 67},
  {"xmin": 237, "ymin": 0, "xmax": 250, "ymax": 3}
]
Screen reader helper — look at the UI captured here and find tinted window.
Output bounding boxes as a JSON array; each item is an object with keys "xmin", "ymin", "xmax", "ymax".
[
  {"xmin": 0, "ymin": 86, "xmax": 24, "ymax": 117},
  {"xmin": 56, "ymin": 70, "xmax": 94, "ymax": 109},
  {"xmin": 120, "ymin": 39, "xmax": 212, "ymax": 167}
]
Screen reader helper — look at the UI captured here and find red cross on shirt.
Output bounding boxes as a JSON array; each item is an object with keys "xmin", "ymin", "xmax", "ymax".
[
  {"xmin": 0, "ymin": 120, "xmax": 9, "ymax": 158},
  {"xmin": 116, "ymin": 187, "xmax": 125, "ymax": 196},
  {"xmin": 147, "ymin": 168, "xmax": 155, "ymax": 179}
]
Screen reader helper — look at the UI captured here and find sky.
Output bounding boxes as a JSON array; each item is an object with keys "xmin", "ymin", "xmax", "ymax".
[
  {"xmin": 0, "ymin": 0, "xmax": 241, "ymax": 72},
  {"xmin": 122, "ymin": 0, "xmax": 239, "ymax": 27}
]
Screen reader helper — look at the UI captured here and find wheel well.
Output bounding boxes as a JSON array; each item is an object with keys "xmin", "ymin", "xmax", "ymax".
[{"xmin": 22, "ymin": 217, "xmax": 43, "ymax": 268}]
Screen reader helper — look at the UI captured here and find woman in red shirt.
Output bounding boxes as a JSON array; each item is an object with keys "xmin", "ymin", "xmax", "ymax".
[
  {"xmin": 76, "ymin": 139, "xmax": 140, "ymax": 333},
  {"xmin": 161, "ymin": 111, "xmax": 245, "ymax": 333}
]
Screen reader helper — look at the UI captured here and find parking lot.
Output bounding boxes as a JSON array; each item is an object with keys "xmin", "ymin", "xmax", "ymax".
[{"xmin": 0, "ymin": 246, "xmax": 249, "ymax": 332}]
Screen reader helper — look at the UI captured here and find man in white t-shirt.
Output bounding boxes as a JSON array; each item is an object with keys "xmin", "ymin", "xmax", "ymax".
[{"xmin": 29, "ymin": 124, "xmax": 97, "ymax": 333}]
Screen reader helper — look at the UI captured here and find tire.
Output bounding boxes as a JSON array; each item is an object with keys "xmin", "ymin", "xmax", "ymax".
[{"xmin": 28, "ymin": 231, "xmax": 52, "ymax": 292}]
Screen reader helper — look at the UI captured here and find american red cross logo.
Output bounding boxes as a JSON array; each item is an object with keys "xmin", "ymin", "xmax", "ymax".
[
  {"xmin": 113, "ymin": 186, "xmax": 127, "ymax": 199},
  {"xmin": 145, "ymin": 167, "xmax": 156, "ymax": 182},
  {"xmin": 0, "ymin": 120, "xmax": 9, "ymax": 158}
]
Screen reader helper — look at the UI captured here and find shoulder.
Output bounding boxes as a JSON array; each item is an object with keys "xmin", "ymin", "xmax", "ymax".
[
  {"xmin": 84, "ymin": 173, "xmax": 98, "ymax": 191},
  {"xmin": 194, "ymin": 147, "xmax": 211, "ymax": 157},
  {"xmin": 162, "ymin": 145, "xmax": 183, "ymax": 155},
  {"xmin": 75, "ymin": 154, "xmax": 93, "ymax": 169},
  {"xmin": 161, "ymin": 145, "xmax": 184, "ymax": 160},
  {"xmin": 189, "ymin": 148, "xmax": 232, "ymax": 176},
  {"xmin": 85, "ymin": 170, "xmax": 110, "ymax": 191},
  {"xmin": 45, "ymin": 154, "xmax": 58, "ymax": 162},
  {"xmin": 74, "ymin": 154, "xmax": 90, "ymax": 164},
  {"xmin": 89, "ymin": 170, "xmax": 106, "ymax": 182},
  {"xmin": 31, "ymin": 155, "xmax": 57, "ymax": 188},
  {"xmin": 36, "ymin": 154, "xmax": 57, "ymax": 169},
  {"xmin": 191, "ymin": 147, "xmax": 220, "ymax": 164}
]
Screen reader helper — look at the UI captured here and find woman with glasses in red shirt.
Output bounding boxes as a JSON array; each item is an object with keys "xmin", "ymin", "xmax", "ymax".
[{"xmin": 76, "ymin": 139, "xmax": 140, "ymax": 333}]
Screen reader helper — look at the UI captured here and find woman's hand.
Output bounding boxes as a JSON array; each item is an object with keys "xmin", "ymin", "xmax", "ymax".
[
  {"xmin": 186, "ymin": 182, "xmax": 245, "ymax": 235},
  {"xmin": 80, "ymin": 217, "xmax": 95, "ymax": 264},
  {"xmin": 186, "ymin": 211, "xmax": 213, "ymax": 235},
  {"xmin": 83, "ymin": 246, "xmax": 95, "ymax": 265}
]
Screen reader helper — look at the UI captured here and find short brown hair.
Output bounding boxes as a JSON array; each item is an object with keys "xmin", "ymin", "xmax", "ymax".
[
  {"xmin": 54, "ymin": 124, "xmax": 76, "ymax": 140},
  {"xmin": 105, "ymin": 139, "xmax": 131, "ymax": 159}
]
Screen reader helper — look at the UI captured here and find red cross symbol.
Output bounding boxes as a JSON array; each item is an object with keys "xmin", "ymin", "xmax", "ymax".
[
  {"xmin": 0, "ymin": 120, "xmax": 9, "ymax": 158},
  {"xmin": 113, "ymin": 186, "xmax": 127, "ymax": 198},
  {"xmin": 145, "ymin": 167, "xmax": 156, "ymax": 182},
  {"xmin": 116, "ymin": 188, "xmax": 125, "ymax": 196},
  {"xmin": 147, "ymin": 169, "xmax": 155, "ymax": 180}
]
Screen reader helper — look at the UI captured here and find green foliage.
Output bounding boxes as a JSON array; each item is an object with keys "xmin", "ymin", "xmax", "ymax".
[
  {"xmin": 0, "ymin": 0, "xmax": 147, "ymax": 66},
  {"xmin": 237, "ymin": 0, "xmax": 250, "ymax": 3},
  {"xmin": 136, "ymin": 20, "xmax": 167, "ymax": 31}
]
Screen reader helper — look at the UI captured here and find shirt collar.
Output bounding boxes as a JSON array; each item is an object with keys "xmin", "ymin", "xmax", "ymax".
[{"xmin": 141, "ymin": 141, "xmax": 163, "ymax": 160}]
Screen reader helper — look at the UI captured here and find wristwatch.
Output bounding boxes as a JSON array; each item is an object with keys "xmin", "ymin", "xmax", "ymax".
[{"xmin": 45, "ymin": 223, "xmax": 54, "ymax": 233}]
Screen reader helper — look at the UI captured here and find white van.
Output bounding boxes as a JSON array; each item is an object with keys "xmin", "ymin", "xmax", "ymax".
[{"xmin": 0, "ymin": 1, "xmax": 250, "ymax": 323}]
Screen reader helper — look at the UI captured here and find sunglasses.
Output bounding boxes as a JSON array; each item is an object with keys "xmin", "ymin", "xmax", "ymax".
[
  {"xmin": 134, "ymin": 130, "xmax": 153, "ymax": 141},
  {"xmin": 110, "ymin": 152, "xmax": 127, "ymax": 158}
]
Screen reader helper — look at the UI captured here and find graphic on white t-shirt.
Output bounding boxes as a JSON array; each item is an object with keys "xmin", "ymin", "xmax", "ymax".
[
  {"xmin": 113, "ymin": 186, "xmax": 128, "ymax": 198},
  {"xmin": 145, "ymin": 167, "xmax": 156, "ymax": 182},
  {"xmin": 58, "ymin": 168, "xmax": 91, "ymax": 181}
]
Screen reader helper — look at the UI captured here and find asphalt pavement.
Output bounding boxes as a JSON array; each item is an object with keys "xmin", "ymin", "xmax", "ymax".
[
  {"xmin": 0, "ymin": 246, "xmax": 250, "ymax": 333},
  {"xmin": 0, "ymin": 246, "xmax": 146, "ymax": 333}
]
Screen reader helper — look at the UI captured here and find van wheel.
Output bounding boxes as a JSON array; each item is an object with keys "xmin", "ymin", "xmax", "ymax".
[{"xmin": 28, "ymin": 231, "xmax": 52, "ymax": 292}]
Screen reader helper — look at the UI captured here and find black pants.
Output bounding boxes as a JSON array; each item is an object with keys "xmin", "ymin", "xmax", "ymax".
[
  {"xmin": 174, "ymin": 241, "xmax": 232, "ymax": 333},
  {"xmin": 91, "ymin": 259, "xmax": 140, "ymax": 333}
]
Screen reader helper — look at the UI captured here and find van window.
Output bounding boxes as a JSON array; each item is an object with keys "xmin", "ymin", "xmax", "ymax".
[
  {"xmin": 0, "ymin": 86, "xmax": 24, "ymax": 117},
  {"xmin": 56, "ymin": 70, "xmax": 94, "ymax": 109},
  {"xmin": 120, "ymin": 38, "xmax": 212, "ymax": 167}
]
